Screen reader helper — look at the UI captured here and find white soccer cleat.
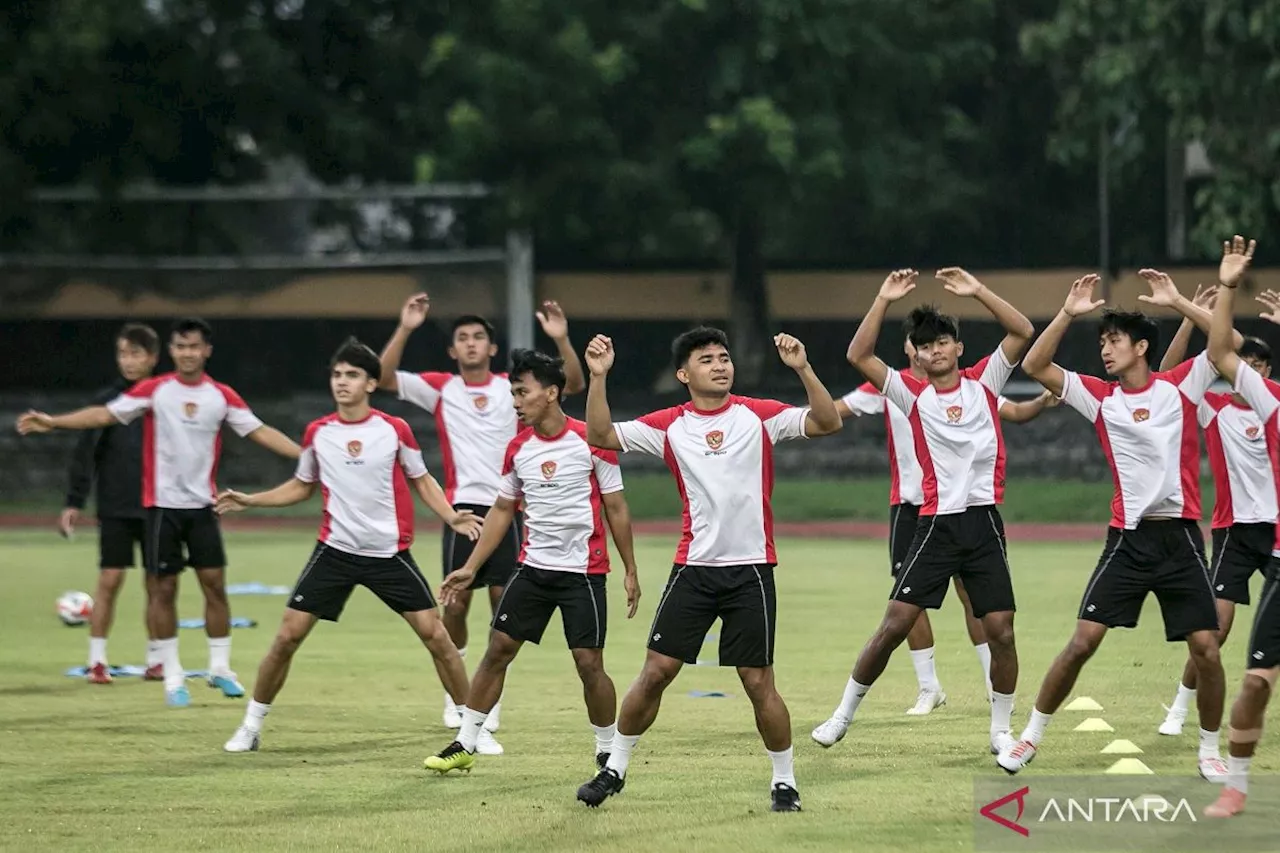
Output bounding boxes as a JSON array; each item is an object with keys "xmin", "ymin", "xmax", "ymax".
[
  {"xmin": 905, "ymin": 688, "xmax": 946, "ymax": 716},
  {"xmin": 1158, "ymin": 705, "xmax": 1187, "ymax": 736},
  {"xmin": 483, "ymin": 703, "xmax": 501, "ymax": 733},
  {"xmin": 442, "ymin": 695, "xmax": 462, "ymax": 729},
  {"xmin": 476, "ymin": 728, "xmax": 504, "ymax": 756},
  {"xmin": 990, "ymin": 731, "xmax": 1016, "ymax": 756},
  {"xmin": 224, "ymin": 725, "xmax": 260, "ymax": 753},
  {"xmin": 1198, "ymin": 756, "xmax": 1229, "ymax": 783},
  {"xmin": 810, "ymin": 716, "xmax": 850, "ymax": 748},
  {"xmin": 996, "ymin": 740, "xmax": 1037, "ymax": 774}
]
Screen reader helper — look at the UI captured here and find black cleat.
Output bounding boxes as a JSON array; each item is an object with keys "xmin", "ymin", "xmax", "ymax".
[
  {"xmin": 771, "ymin": 783, "xmax": 802, "ymax": 812},
  {"xmin": 577, "ymin": 767, "xmax": 625, "ymax": 807},
  {"xmin": 595, "ymin": 751, "xmax": 610, "ymax": 770}
]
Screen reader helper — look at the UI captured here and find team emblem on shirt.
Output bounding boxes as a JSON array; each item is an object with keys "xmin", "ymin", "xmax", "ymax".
[
  {"xmin": 1132, "ymin": 408, "xmax": 1150, "ymax": 423},
  {"xmin": 1246, "ymin": 425, "xmax": 1261, "ymax": 439},
  {"xmin": 705, "ymin": 430, "xmax": 724, "ymax": 450},
  {"xmin": 473, "ymin": 395, "xmax": 489, "ymax": 411},
  {"xmin": 183, "ymin": 402, "xmax": 198, "ymax": 418},
  {"xmin": 945, "ymin": 405, "xmax": 963, "ymax": 424},
  {"xmin": 346, "ymin": 440, "xmax": 363, "ymax": 458},
  {"xmin": 541, "ymin": 460, "xmax": 558, "ymax": 480}
]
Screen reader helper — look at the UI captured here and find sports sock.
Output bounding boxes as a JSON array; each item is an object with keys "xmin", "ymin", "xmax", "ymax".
[
  {"xmin": 1227, "ymin": 756, "xmax": 1252, "ymax": 795},
  {"xmin": 974, "ymin": 642, "xmax": 993, "ymax": 692},
  {"xmin": 146, "ymin": 640, "xmax": 161, "ymax": 669},
  {"xmin": 158, "ymin": 637, "xmax": 184, "ymax": 691},
  {"xmin": 243, "ymin": 700, "xmax": 270, "ymax": 733},
  {"xmin": 767, "ymin": 746, "xmax": 797, "ymax": 788},
  {"xmin": 1021, "ymin": 707, "xmax": 1053, "ymax": 746},
  {"xmin": 1170, "ymin": 683, "xmax": 1196, "ymax": 715},
  {"xmin": 88, "ymin": 637, "xmax": 107, "ymax": 666},
  {"xmin": 834, "ymin": 678, "xmax": 871, "ymax": 722},
  {"xmin": 208, "ymin": 636, "xmax": 231, "ymax": 674},
  {"xmin": 458, "ymin": 707, "xmax": 486, "ymax": 753},
  {"xmin": 485, "ymin": 696, "xmax": 503, "ymax": 731},
  {"xmin": 605, "ymin": 732, "xmax": 641, "ymax": 778},
  {"xmin": 593, "ymin": 723, "xmax": 617, "ymax": 756},
  {"xmin": 909, "ymin": 647, "xmax": 941, "ymax": 692},
  {"xmin": 990, "ymin": 691, "xmax": 1015, "ymax": 737},
  {"xmin": 1199, "ymin": 728, "xmax": 1221, "ymax": 760}
]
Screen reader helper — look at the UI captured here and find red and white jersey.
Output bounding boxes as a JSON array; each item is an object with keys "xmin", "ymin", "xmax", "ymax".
[
  {"xmin": 396, "ymin": 370, "xmax": 516, "ymax": 506},
  {"xmin": 879, "ymin": 349, "xmax": 1017, "ymax": 516},
  {"xmin": 1060, "ymin": 352, "xmax": 1214, "ymax": 529},
  {"xmin": 1200, "ymin": 390, "xmax": 1278, "ymax": 528},
  {"xmin": 1227, "ymin": 364, "xmax": 1280, "ymax": 553},
  {"xmin": 295, "ymin": 410, "xmax": 428, "ymax": 558},
  {"xmin": 498, "ymin": 419, "xmax": 623, "ymax": 574},
  {"xmin": 107, "ymin": 373, "xmax": 263, "ymax": 509},
  {"xmin": 614, "ymin": 396, "xmax": 809, "ymax": 566}
]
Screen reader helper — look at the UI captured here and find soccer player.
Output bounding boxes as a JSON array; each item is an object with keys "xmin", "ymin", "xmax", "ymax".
[
  {"xmin": 17, "ymin": 318, "xmax": 301, "ymax": 708},
  {"xmin": 1202, "ymin": 235, "xmax": 1279, "ymax": 817},
  {"xmin": 216, "ymin": 338, "xmax": 481, "ymax": 753},
  {"xmin": 839, "ymin": 328, "xmax": 1057, "ymax": 715},
  {"xmin": 1154, "ymin": 283, "xmax": 1276, "ymax": 737},
  {"xmin": 996, "ymin": 271, "xmax": 1239, "ymax": 779},
  {"xmin": 423, "ymin": 349, "xmax": 640, "ymax": 775},
  {"xmin": 574, "ymin": 326, "xmax": 843, "ymax": 813},
  {"xmin": 378, "ymin": 294, "xmax": 586, "ymax": 752},
  {"xmin": 812, "ymin": 268, "xmax": 1034, "ymax": 757},
  {"xmin": 60, "ymin": 324, "xmax": 162, "ymax": 683}
]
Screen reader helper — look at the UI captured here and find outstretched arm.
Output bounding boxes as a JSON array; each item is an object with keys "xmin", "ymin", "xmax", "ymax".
[
  {"xmin": 936, "ymin": 268, "xmax": 1035, "ymax": 364},
  {"xmin": 247, "ymin": 425, "xmax": 301, "ymax": 460},
  {"xmin": 1159, "ymin": 284, "xmax": 1216, "ymax": 370},
  {"xmin": 775, "ymin": 334, "xmax": 840, "ymax": 436},
  {"xmin": 602, "ymin": 491, "xmax": 640, "ymax": 618},
  {"xmin": 1209, "ymin": 236, "xmax": 1258, "ymax": 383},
  {"xmin": 847, "ymin": 269, "xmax": 918, "ymax": 392},
  {"xmin": 999, "ymin": 390, "xmax": 1059, "ymax": 424},
  {"xmin": 1139, "ymin": 272, "xmax": 1243, "ymax": 356},
  {"xmin": 537, "ymin": 301, "xmax": 586, "ymax": 395},
  {"xmin": 378, "ymin": 293, "xmax": 431, "ymax": 393},
  {"xmin": 583, "ymin": 335, "xmax": 623, "ymax": 450},
  {"xmin": 215, "ymin": 478, "xmax": 315, "ymax": 512},
  {"xmin": 1024, "ymin": 274, "xmax": 1105, "ymax": 397},
  {"xmin": 16, "ymin": 405, "xmax": 117, "ymax": 435}
]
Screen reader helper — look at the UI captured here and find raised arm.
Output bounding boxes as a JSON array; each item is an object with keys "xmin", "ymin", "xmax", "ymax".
[
  {"xmin": 583, "ymin": 335, "xmax": 623, "ymax": 450},
  {"xmin": 247, "ymin": 425, "xmax": 302, "ymax": 460},
  {"xmin": 1158, "ymin": 284, "xmax": 1214, "ymax": 370},
  {"xmin": 1209, "ymin": 236, "xmax": 1258, "ymax": 383},
  {"xmin": 1139, "ymin": 272, "xmax": 1244, "ymax": 355},
  {"xmin": 215, "ymin": 478, "xmax": 315, "ymax": 512},
  {"xmin": 999, "ymin": 390, "xmax": 1059, "ymax": 424},
  {"xmin": 537, "ymin": 301, "xmax": 586, "ymax": 395},
  {"xmin": 936, "ymin": 268, "xmax": 1035, "ymax": 364},
  {"xmin": 774, "ymin": 334, "xmax": 840, "ymax": 436},
  {"xmin": 847, "ymin": 269, "xmax": 918, "ymax": 392},
  {"xmin": 601, "ymin": 490, "xmax": 640, "ymax": 618},
  {"xmin": 378, "ymin": 293, "xmax": 430, "ymax": 393},
  {"xmin": 16, "ymin": 405, "xmax": 117, "ymax": 435},
  {"xmin": 1023, "ymin": 274, "xmax": 1105, "ymax": 397}
]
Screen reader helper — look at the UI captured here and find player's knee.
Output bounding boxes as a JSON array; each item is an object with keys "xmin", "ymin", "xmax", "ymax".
[
  {"xmin": 1063, "ymin": 635, "xmax": 1099, "ymax": 663},
  {"xmin": 737, "ymin": 667, "xmax": 774, "ymax": 699},
  {"xmin": 96, "ymin": 572, "xmax": 126, "ymax": 597},
  {"xmin": 1188, "ymin": 637, "xmax": 1221, "ymax": 668},
  {"xmin": 271, "ymin": 631, "xmax": 304, "ymax": 659},
  {"xmin": 1242, "ymin": 671, "xmax": 1276, "ymax": 700},
  {"xmin": 984, "ymin": 619, "xmax": 1015, "ymax": 649},
  {"xmin": 637, "ymin": 661, "xmax": 678, "ymax": 694},
  {"xmin": 572, "ymin": 651, "xmax": 605, "ymax": 682}
]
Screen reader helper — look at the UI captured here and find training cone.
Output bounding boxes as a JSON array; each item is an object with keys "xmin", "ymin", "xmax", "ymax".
[
  {"xmin": 1073, "ymin": 717, "xmax": 1114, "ymax": 732},
  {"xmin": 1101, "ymin": 739, "xmax": 1143, "ymax": 754},
  {"xmin": 1105, "ymin": 758, "xmax": 1154, "ymax": 775},
  {"xmin": 1063, "ymin": 696, "xmax": 1104, "ymax": 711}
]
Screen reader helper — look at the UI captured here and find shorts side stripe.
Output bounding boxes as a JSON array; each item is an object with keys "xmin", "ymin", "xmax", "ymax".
[
  {"xmin": 1210, "ymin": 529, "xmax": 1230, "ymax": 586},
  {"xmin": 1078, "ymin": 533, "xmax": 1124, "ymax": 619},
  {"xmin": 290, "ymin": 544, "xmax": 327, "ymax": 600},
  {"xmin": 1182, "ymin": 528, "xmax": 1216, "ymax": 599},
  {"xmin": 750, "ymin": 565, "xmax": 771, "ymax": 665},
  {"xmin": 444, "ymin": 527, "xmax": 457, "ymax": 574},
  {"xmin": 1247, "ymin": 575, "xmax": 1278, "ymax": 656},
  {"xmin": 148, "ymin": 509, "xmax": 165, "ymax": 572},
  {"xmin": 648, "ymin": 566, "xmax": 686, "ymax": 639},
  {"xmin": 491, "ymin": 565, "xmax": 524, "ymax": 620},
  {"xmin": 395, "ymin": 554, "xmax": 437, "ymax": 609},
  {"xmin": 888, "ymin": 504, "xmax": 902, "ymax": 566},
  {"xmin": 987, "ymin": 509, "xmax": 1011, "ymax": 575},
  {"xmin": 891, "ymin": 517, "xmax": 935, "ymax": 599},
  {"xmin": 584, "ymin": 573, "xmax": 602, "ymax": 648}
]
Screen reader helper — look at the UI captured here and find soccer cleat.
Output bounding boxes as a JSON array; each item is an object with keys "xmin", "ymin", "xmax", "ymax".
[
  {"xmin": 442, "ymin": 695, "xmax": 463, "ymax": 729},
  {"xmin": 810, "ymin": 716, "xmax": 850, "ymax": 748},
  {"xmin": 1158, "ymin": 704, "xmax": 1187, "ymax": 736},
  {"xmin": 990, "ymin": 731, "xmax": 1016, "ymax": 756},
  {"xmin": 1204, "ymin": 787, "xmax": 1246, "ymax": 818},
  {"xmin": 424, "ymin": 741, "xmax": 475, "ymax": 775},
  {"xmin": 905, "ymin": 688, "xmax": 946, "ymax": 716},
  {"xmin": 1199, "ymin": 756, "xmax": 1229, "ymax": 783},
  {"xmin": 224, "ymin": 725, "xmax": 260, "ymax": 753},
  {"xmin": 596, "ymin": 752, "xmax": 610, "ymax": 770},
  {"xmin": 208, "ymin": 672, "xmax": 245, "ymax": 698},
  {"xmin": 996, "ymin": 740, "xmax": 1037, "ymax": 774},
  {"xmin": 166, "ymin": 686, "xmax": 191, "ymax": 708},
  {"xmin": 770, "ymin": 783, "xmax": 802, "ymax": 812},
  {"xmin": 86, "ymin": 662, "xmax": 113, "ymax": 684},
  {"xmin": 476, "ymin": 729, "xmax": 504, "ymax": 756},
  {"xmin": 576, "ymin": 767, "xmax": 625, "ymax": 807},
  {"xmin": 143, "ymin": 663, "xmax": 164, "ymax": 681}
]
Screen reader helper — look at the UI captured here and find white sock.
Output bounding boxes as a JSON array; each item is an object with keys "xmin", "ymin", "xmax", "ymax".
[
  {"xmin": 208, "ymin": 636, "xmax": 231, "ymax": 675},
  {"xmin": 974, "ymin": 642, "xmax": 993, "ymax": 692},
  {"xmin": 146, "ymin": 640, "xmax": 161, "ymax": 668},
  {"xmin": 1020, "ymin": 707, "xmax": 1053, "ymax": 746},
  {"xmin": 243, "ymin": 700, "xmax": 270, "ymax": 733},
  {"xmin": 605, "ymin": 732, "xmax": 641, "ymax": 778},
  {"xmin": 990, "ymin": 691, "xmax": 1015, "ymax": 737},
  {"xmin": 593, "ymin": 723, "xmax": 617, "ymax": 755},
  {"xmin": 1170, "ymin": 683, "xmax": 1196, "ymax": 715},
  {"xmin": 1227, "ymin": 756, "xmax": 1252, "ymax": 795},
  {"xmin": 485, "ymin": 697, "xmax": 503, "ymax": 730},
  {"xmin": 158, "ymin": 637, "xmax": 184, "ymax": 691},
  {"xmin": 767, "ymin": 746, "xmax": 797, "ymax": 788},
  {"xmin": 458, "ymin": 707, "xmax": 486, "ymax": 753},
  {"xmin": 1199, "ymin": 727, "xmax": 1221, "ymax": 760},
  {"xmin": 909, "ymin": 647, "xmax": 941, "ymax": 692},
  {"xmin": 834, "ymin": 678, "xmax": 872, "ymax": 722},
  {"xmin": 445, "ymin": 648, "xmax": 468, "ymax": 710},
  {"xmin": 88, "ymin": 637, "xmax": 107, "ymax": 666}
]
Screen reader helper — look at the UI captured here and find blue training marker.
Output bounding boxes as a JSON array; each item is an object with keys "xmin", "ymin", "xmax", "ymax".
[
  {"xmin": 65, "ymin": 666, "xmax": 211, "ymax": 679},
  {"xmin": 226, "ymin": 583, "xmax": 292, "ymax": 596},
  {"xmin": 179, "ymin": 617, "xmax": 258, "ymax": 629},
  {"xmin": 687, "ymin": 690, "xmax": 730, "ymax": 698}
]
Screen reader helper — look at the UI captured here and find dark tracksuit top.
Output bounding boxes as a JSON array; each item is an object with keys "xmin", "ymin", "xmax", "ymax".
[{"xmin": 64, "ymin": 378, "xmax": 145, "ymax": 520}]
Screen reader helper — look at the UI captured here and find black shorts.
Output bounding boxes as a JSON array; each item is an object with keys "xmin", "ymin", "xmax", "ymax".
[
  {"xmin": 648, "ymin": 564, "xmax": 777, "ymax": 668},
  {"xmin": 444, "ymin": 503, "xmax": 523, "ymax": 589},
  {"xmin": 1246, "ymin": 561, "xmax": 1280, "ymax": 669},
  {"xmin": 145, "ymin": 507, "xmax": 226, "ymax": 574},
  {"xmin": 1079, "ymin": 520, "xmax": 1218, "ymax": 641},
  {"xmin": 289, "ymin": 543, "xmax": 437, "ymax": 622},
  {"xmin": 99, "ymin": 517, "xmax": 146, "ymax": 569},
  {"xmin": 890, "ymin": 505, "xmax": 1014, "ymax": 618},
  {"xmin": 889, "ymin": 503, "xmax": 920, "ymax": 576},
  {"xmin": 491, "ymin": 566, "xmax": 607, "ymax": 649},
  {"xmin": 1210, "ymin": 522, "xmax": 1275, "ymax": 605}
]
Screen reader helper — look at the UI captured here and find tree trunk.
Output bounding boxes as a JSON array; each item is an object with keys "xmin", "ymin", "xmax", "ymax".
[{"xmin": 729, "ymin": 206, "xmax": 770, "ymax": 389}]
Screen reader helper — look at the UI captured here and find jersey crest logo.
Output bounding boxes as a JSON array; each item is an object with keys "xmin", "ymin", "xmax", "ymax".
[
  {"xmin": 346, "ymin": 440, "xmax": 363, "ymax": 458},
  {"xmin": 1246, "ymin": 425, "xmax": 1261, "ymax": 439},
  {"xmin": 705, "ymin": 430, "xmax": 724, "ymax": 449},
  {"xmin": 541, "ymin": 460, "xmax": 557, "ymax": 480},
  {"xmin": 1132, "ymin": 408, "xmax": 1151, "ymax": 423},
  {"xmin": 945, "ymin": 405, "xmax": 963, "ymax": 423},
  {"xmin": 473, "ymin": 395, "xmax": 489, "ymax": 410},
  {"xmin": 183, "ymin": 402, "xmax": 198, "ymax": 418}
]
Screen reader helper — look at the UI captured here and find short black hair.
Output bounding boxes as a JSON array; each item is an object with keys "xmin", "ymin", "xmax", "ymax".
[
  {"xmin": 509, "ymin": 348, "xmax": 565, "ymax": 397},
  {"xmin": 330, "ymin": 336, "xmax": 382, "ymax": 382},
  {"xmin": 452, "ymin": 314, "xmax": 496, "ymax": 340},
  {"xmin": 171, "ymin": 317, "xmax": 213, "ymax": 343},
  {"xmin": 906, "ymin": 305, "xmax": 960, "ymax": 347},
  {"xmin": 117, "ymin": 323, "xmax": 159, "ymax": 355},
  {"xmin": 672, "ymin": 326, "xmax": 730, "ymax": 367},
  {"xmin": 1240, "ymin": 336, "xmax": 1272, "ymax": 366},
  {"xmin": 1098, "ymin": 309, "xmax": 1160, "ymax": 365}
]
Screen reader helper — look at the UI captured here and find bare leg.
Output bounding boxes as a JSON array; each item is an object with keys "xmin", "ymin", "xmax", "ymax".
[
  {"xmin": 195, "ymin": 567, "xmax": 230, "ymax": 639},
  {"xmin": 89, "ymin": 569, "xmax": 127, "ymax": 642},
  {"xmin": 738, "ymin": 666, "xmax": 791, "ymax": 751},
  {"xmin": 1032, "ymin": 621, "xmax": 1107, "ymax": 715},
  {"xmin": 1185, "ymin": 628, "xmax": 1225, "ymax": 733},
  {"xmin": 251, "ymin": 609, "xmax": 319, "ymax": 704},
  {"xmin": 443, "ymin": 587, "xmax": 473, "ymax": 651},
  {"xmin": 980, "ymin": 611, "xmax": 1017, "ymax": 695},
  {"xmin": 1180, "ymin": 599, "xmax": 1235, "ymax": 691},
  {"xmin": 573, "ymin": 648, "xmax": 617, "ymax": 727},
  {"xmin": 953, "ymin": 577, "xmax": 989, "ymax": 645},
  {"xmin": 403, "ymin": 608, "xmax": 470, "ymax": 704},
  {"xmin": 616, "ymin": 650, "xmax": 684, "ymax": 737},
  {"xmin": 852, "ymin": 601, "xmax": 922, "ymax": 685}
]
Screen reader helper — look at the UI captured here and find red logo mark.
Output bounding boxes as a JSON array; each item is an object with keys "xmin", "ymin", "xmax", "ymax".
[
  {"xmin": 183, "ymin": 402, "xmax": 198, "ymax": 418},
  {"xmin": 541, "ymin": 460, "xmax": 557, "ymax": 480},
  {"xmin": 473, "ymin": 395, "xmax": 489, "ymax": 410},
  {"xmin": 346, "ymin": 440, "xmax": 363, "ymax": 458},
  {"xmin": 705, "ymin": 430, "xmax": 724, "ymax": 449},
  {"xmin": 980, "ymin": 786, "xmax": 1030, "ymax": 837},
  {"xmin": 1246, "ymin": 425, "xmax": 1261, "ymax": 439},
  {"xmin": 1133, "ymin": 408, "xmax": 1151, "ymax": 423},
  {"xmin": 946, "ymin": 405, "xmax": 963, "ymax": 423}
]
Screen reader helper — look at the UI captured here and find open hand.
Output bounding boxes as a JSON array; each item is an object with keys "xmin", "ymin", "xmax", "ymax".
[
  {"xmin": 440, "ymin": 567, "xmax": 477, "ymax": 608},
  {"xmin": 1220, "ymin": 235, "xmax": 1257, "ymax": 288},
  {"xmin": 1191, "ymin": 283, "xmax": 1219, "ymax": 310},
  {"xmin": 878, "ymin": 269, "xmax": 918, "ymax": 303},
  {"xmin": 624, "ymin": 572, "xmax": 641, "ymax": 619},
  {"xmin": 535, "ymin": 301, "xmax": 569, "ymax": 339},
  {"xmin": 936, "ymin": 267, "xmax": 984, "ymax": 298},
  {"xmin": 585, "ymin": 335, "xmax": 615, "ymax": 376},
  {"xmin": 399, "ymin": 293, "xmax": 430, "ymax": 330},
  {"xmin": 1063, "ymin": 274, "xmax": 1105, "ymax": 317},
  {"xmin": 16, "ymin": 411, "xmax": 54, "ymax": 435},
  {"xmin": 1136, "ymin": 269, "xmax": 1180, "ymax": 308},
  {"xmin": 214, "ymin": 489, "xmax": 251, "ymax": 515},
  {"xmin": 774, "ymin": 333, "xmax": 809, "ymax": 370},
  {"xmin": 1258, "ymin": 289, "xmax": 1280, "ymax": 324},
  {"xmin": 448, "ymin": 510, "xmax": 483, "ymax": 541}
]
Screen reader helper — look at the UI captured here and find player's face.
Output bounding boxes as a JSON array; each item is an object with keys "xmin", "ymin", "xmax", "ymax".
[
  {"xmin": 169, "ymin": 331, "xmax": 211, "ymax": 376},
  {"xmin": 914, "ymin": 336, "xmax": 963, "ymax": 377},
  {"xmin": 449, "ymin": 324, "xmax": 498, "ymax": 370},
  {"xmin": 1099, "ymin": 332, "xmax": 1146, "ymax": 375},
  {"xmin": 330, "ymin": 363, "xmax": 376, "ymax": 406},
  {"xmin": 510, "ymin": 372, "xmax": 557, "ymax": 425},
  {"xmin": 678, "ymin": 344, "xmax": 734, "ymax": 394},
  {"xmin": 1243, "ymin": 356, "xmax": 1271, "ymax": 379},
  {"xmin": 116, "ymin": 339, "xmax": 157, "ymax": 382}
]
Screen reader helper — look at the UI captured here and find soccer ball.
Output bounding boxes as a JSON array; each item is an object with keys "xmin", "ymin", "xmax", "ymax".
[{"xmin": 56, "ymin": 591, "xmax": 93, "ymax": 626}]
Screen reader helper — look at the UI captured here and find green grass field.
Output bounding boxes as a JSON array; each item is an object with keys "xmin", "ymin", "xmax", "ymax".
[{"xmin": 2, "ymin": 528, "xmax": 1273, "ymax": 853}]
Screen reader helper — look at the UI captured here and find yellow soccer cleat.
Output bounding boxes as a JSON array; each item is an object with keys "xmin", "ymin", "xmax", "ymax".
[{"xmin": 424, "ymin": 741, "xmax": 475, "ymax": 775}]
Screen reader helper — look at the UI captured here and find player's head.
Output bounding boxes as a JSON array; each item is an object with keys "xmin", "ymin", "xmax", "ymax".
[
  {"xmin": 672, "ymin": 326, "xmax": 733, "ymax": 396},
  {"xmin": 901, "ymin": 317, "xmax": 923, "ymax": 370},
  {"xmin": 449, "ymin": 315, "xmax": 498, "ymax": 370},
  {"xmin": 1240, "ymin": 336, "xmax": 1273, "ymax": 379},
  {"xmin": 509, "ymin": 348, "xmax": 566, "ymax": 426},
  {"xmin": 906, "ymin": 305, "xmax": 963, "ymax": 377},
  {"xmin": 329, "ymin": 337, "xmax": 382, "ymax": 406},
  {"xmin": 169, "ymin": 317, "xmax": 213, "ymax": 376},
  {"xmin": 1097, "ymin": 309, "xmax": 1159, "ymax": 375},
  {"xmin": 116, "ymin": 323, "xmax": 159, "ymax": 382}
]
